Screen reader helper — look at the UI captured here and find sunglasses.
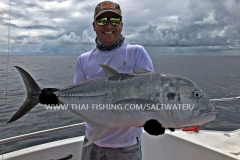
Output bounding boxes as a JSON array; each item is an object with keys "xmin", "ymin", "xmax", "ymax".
[{"xmin": 95, "ymin": 17, "xmax": 121, "ymax": 26}]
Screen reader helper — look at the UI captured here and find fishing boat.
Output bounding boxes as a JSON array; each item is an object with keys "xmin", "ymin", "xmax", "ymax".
[
  {"xmin": 1, "ymin": 123, "xmax": 239, "ymax": 160},
  {"xmin": 1, "ymin": 1, "xmax": 240, "ymax": 160}
]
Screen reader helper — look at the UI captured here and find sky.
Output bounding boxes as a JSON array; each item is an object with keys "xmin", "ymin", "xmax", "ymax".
[{"xmin": 0, "ymin": 0, "xmax": 240, "ymax": 55}]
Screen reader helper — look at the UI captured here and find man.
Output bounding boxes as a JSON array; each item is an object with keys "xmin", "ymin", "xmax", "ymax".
[
  {"xmin": 38, "ymin": 1, "xmax": 166, "ymax": 159},
  {"xmin": 74, "ymin": 1, "xmax": 155, "ymax": 159}
]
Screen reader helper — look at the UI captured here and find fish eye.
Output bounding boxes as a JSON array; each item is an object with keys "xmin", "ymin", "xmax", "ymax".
[{"xmin": 193, "ymin": 91, "xmax": 202, "ymax": 99}]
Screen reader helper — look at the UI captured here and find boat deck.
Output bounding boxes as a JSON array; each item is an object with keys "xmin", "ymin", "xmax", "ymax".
[{"xmin": 1, "ymin": 129, "xmax": 240, "ymax": 160}]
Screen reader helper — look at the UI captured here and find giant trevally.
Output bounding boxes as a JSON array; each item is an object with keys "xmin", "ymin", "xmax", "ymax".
[{"xmin": 8, "ymin": 64, "xmax": 216, "ymax": 146}]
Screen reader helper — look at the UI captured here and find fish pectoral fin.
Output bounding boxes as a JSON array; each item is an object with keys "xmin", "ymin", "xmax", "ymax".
[
  {"xmin": 83, "ymin": 125, "xmax": 108, "ymax": 147},
  {"xmin": 112, "ymin": 98, "xmax": 157, "ymax": 112},
  {"xmin": 133, "ymin": 67, "xmax": 151, "ymax": 74}
]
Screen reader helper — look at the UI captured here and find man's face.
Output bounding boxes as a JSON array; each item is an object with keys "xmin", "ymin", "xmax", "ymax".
[{"xmin": 93, "ymin": 12, "xmax": 123, "ymax": 46}]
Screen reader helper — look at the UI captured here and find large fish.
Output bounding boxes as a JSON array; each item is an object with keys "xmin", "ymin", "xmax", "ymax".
[{"xmin": 8, "ymin": 65, "xmax": 216, "ymax": 146}]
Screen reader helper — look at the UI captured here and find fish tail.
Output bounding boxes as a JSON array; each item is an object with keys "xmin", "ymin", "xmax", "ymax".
[{"xmin": 7, "ymin": 66, "xmax": 42, "ymax": 123}]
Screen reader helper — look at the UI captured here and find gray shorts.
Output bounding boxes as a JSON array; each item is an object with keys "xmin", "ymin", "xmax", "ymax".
[{"xmin": 81, "ymin": 137, "xmax": 142, "ymax": 160}]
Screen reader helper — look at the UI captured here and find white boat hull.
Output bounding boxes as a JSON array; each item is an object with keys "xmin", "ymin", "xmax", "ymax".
[{"xmin": 2, "ymin": 130, "xmax": 240, "ymax": 160}]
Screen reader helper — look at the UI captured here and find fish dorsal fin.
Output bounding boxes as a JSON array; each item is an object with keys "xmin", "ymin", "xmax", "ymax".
[
  {"xmin": 133, "ymin": 67, "xmax": 151, "ymax": 74},
  {"xmin": 98, "ymin": 64, "xmax": 119, "ymax": 76}
]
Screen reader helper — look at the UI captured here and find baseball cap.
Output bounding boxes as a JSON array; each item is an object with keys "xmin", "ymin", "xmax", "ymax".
[{"xmin": 94, "ymin": 1, "xmax": 122, "ymax": 19}]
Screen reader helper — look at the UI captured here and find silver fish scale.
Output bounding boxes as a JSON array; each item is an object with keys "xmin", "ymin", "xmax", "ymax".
[{"xmin": 56, "ymin": 73, "xmax": 162, "ymax": 105}]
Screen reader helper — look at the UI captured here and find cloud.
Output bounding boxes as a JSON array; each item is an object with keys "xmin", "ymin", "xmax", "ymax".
[
  {"xmin": 0, "ymin": 0, "xmax": 240, "ymax": 55},
  {"xmin": 125, "ymin": 0, "xmax": 240, "ymax": 52},
  {"xmin": 60, "ymin": 32, "xmax": 81, "ymax": 44},
  {"xmin": 59, "ymin": 30, "xmax": 94, "ymax": 44},
  {"xmin": 15, "ymin": 37, "xmax": 41, "ymax": 45},
  {"xmin": 194, "ymin": 13, "xmax": 217, "ymax": 25}
]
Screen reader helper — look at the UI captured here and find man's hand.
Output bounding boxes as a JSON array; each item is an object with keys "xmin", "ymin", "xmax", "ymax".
[
  {"xmin": 144, "ymin": 119, "xmax": 165, "ymax": 135},
  {"xmin": 39, "ymin": 88, "xmax": 59, "ymax": 105},
  {"xmin": 144, "ymin": 119, "xmax": 175, "ymax": 135}
]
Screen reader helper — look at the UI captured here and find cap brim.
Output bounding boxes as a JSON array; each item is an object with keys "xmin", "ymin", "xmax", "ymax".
[{"xmin": 94, "ymin": 10, "xmax": 122, "ymax": 19}]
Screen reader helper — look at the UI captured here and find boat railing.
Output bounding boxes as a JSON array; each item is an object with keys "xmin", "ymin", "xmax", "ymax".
[{"xmin": 0, "ymin": 122, "xmax": 85, "ymax": 144}]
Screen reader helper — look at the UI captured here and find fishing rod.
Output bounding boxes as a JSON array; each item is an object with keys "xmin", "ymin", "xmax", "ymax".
[
  {"xmin": 210, "ymin": 96, "xmax": 240, "ymax": 102},
  {"xmin": 210, "ymin": 96, "xmax": 240, "ymax": 110},
  {"xmin": 2, "ymin": 0, "xmax": 11, "ymax": 158}
]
